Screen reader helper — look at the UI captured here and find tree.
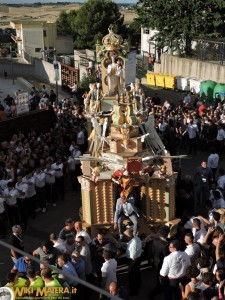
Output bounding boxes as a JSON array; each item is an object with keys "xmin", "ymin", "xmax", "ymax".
[
  {"xmin": 127, "ymin": 19, "xmax": 141, "ymax": 50},
  {"xmin": 136, "ymin": 0, "xmax": 225, "ymax": 56},
  {"xmin": 56, "ymin": 0, "xmax": 125, "ymax": 49},
  {"xmin": 56, "ymin": 11, "xmax": 72, "ymax": 36}
]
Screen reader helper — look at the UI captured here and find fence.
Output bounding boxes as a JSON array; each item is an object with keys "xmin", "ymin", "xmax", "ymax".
[{"xmin": 190, "ymin": 39, "xmax": 225, "ymax": 65}]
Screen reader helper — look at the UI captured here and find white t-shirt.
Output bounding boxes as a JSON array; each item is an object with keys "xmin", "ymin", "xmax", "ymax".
[
  {"xmin": 126, "ymin": 236, "xmax": 142, "ymax": 260},
  {"xmin": 185, "ymin": 243, "xmax": 200, "ymax": 260},
  {"xmin": 160, "ymin": 251, "xmax": 191, "ymax": 278},
  {"xmin": 77, "ymin": 131, "xmax": 85, "ymax": 145},
  {"xmin": 183, "ymin": 95, "xmax": 191, "ymax": 104},
  {"xmin": 213, "ymin": 198, "xmax": 225, "ymax": 209},
  {"xmin": 207, "ymin": 153, "xmax": 219, "ymax": 169},
  {"xmin": 217, "ymin": 128, "xmax": 225, "ymax": 141},
  {"xmin": 76, "ymin": 230, "xmax": 92, "ymax": 245},
  {"xmin": 192, "ymin": 228, "xmax": 207, "ymax": 244},
  {"xmin": 218, "ymin": 175, "xmax": 225, "ymax": 189},
  {"xmin": 22, "ymin": 176, "xmax": 36, "ymax": 197},
  {"xmin": 53, "ymin": 239, "xmax": 67, "ymax": 254},
  {"xmin": 187, "ymin": 123, "xmax": 199, "ymax": 139},
  {"xmin": 51, "ymin": 163, "xmax": 63, "ymax": 178},
  {"xmin": 0, "ymin": 179, "xmax": 12, "ymax": 192},
  {"xmin": 4, "ymin": 188, "xmax": 19, "ymax": 205},
  {"xmin": 101, "ymin": 258, "xmax": 117, "ymax": 290}
]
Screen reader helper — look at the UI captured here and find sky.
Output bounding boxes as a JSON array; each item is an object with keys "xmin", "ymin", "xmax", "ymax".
[{"xmin": 0, "ymin": 0, "xmax": 137, "ymax": 4}]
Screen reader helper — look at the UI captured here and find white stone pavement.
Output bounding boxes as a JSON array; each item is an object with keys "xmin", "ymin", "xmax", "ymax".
[{"xmin": 0, "ymin": 77, "xmax": 70, "ymax": 105}]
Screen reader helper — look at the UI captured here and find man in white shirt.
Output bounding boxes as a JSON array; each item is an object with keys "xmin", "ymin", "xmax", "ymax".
[
  {"xmin": 0, "ymin": 194, "xmax": 6, "ymax": 238},
  {"xmin": 100, "ymin": 249, "xmax": 117, "ymax": 293},
  {"xmin": 0, "ymin": 171, "xmax": 13, "ymax": 191},
  {"xmin": 184, "ymin": 232, "xmax": 200, "ymax": 264},
  {"xmin": 69, "ymin": 140, "xmax": 76, "ymax": 154},
  {"xmin": 34, "ymin": 166, "xmax": 46, "ymax": 213},
  {"xmin": 216, "ymin": 123, "xmax": 225, "ymax": 159},
  {"xmin": 49, "ymin": 232, "xmax": 67, "ymax": 254},
  {"xmin": 73, "ymin": 146, "xmax": 82, "ymax": 190},
  {"xmin": 22, "ymin": 169, "xmax": 36, "ymax": 220},
  {"xmin": 183, "ymin": 118, "xmax": 199, "ymax": 155},
  {"xmin": 207, "ymin": 148, "xmax": 219, "ymax": 180},
  {"xmin": 74, "ymin": 221, "xmax": 92, "ymax": 245},
  {"xmin": 16, "ymin": 175, "xmax": 28, "ymax": 230},
  {"xmin": 217, "ymin": 168, "xmax": 225, "ymax": 190},
  {"xmin": 51, "ymin": 158, "xmax": 64, "ymax": 201},
  {"xmin": 192, "ymin": 218, "xmax": 207, "ymax": 245},
  {"xmin": 125, "ymin": 229, "xmax": 142, "ymax": 296},
  {"xmin": 67, "ymin": 155, "xmax": 76, "ymax": 191},
  {"xmin": 160, "ymin": 239, "xmax": 191, "ymax": 300},
  {"xmin": 114, "ymin": 191, "xmax": 139, "ymax": 240},
  {"xmin": 212, "ymin": 190, "xmax": 225, "ymax": 209},
  {"xmin": 0, "ymin": 181, "xmax": 20, "ymax": 227},
  {"xmin": 183, "ymin": 92, "xmax": 191, "ymax": 105},
  {"xmin": 75, "ymin": 236, "xmax": 92, "ymax": 284},
  {"xmin": 76, "ymin": 128, "xmax": 85, "ymax": 154},
  {"xmin": 68, "ymin": 82, "xmax": 78, "ymax": 102},
  {"xmin": 198, "ymin": 210, "xmax": 224, "ymax": 231},
  {"xmin": 44, "ymin": 163, "xmax": 56, "ymax": 206},
  {"xmin": 87, "ymin": 59, "xmax": 93, "ymax": 75},
  {"xmin": 184, "ymin": 216, "xmax": 205, "ymax": 231}
]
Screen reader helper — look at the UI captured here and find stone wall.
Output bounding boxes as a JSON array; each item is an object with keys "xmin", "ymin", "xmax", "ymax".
[
  {"xmin": 157, "ymin": 54, "xmax": 225, "ymax": 83},
  {"xmin": 0, "ymin": 58, "xmax": 62, "ymax": 85}
]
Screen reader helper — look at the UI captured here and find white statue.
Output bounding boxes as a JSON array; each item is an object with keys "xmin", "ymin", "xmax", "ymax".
[
  {"xmin": 116, "ymin": 61, "xmax": 124, "ymax": 96},
  {"xmin": 107, "ymin": 54, "xmax": 119, "ymax": 96}
]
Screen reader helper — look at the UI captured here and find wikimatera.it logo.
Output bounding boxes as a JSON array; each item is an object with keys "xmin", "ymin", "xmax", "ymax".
[
  {"xmin": 0, "ymin": 287, "xmax": 14, "ymax": 300},
  {"xmin": 1, "ymin": 287, "xmax": 77, "ymax": 299}
]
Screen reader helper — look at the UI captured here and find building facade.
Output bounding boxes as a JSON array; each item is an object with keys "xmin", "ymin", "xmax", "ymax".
[{"xmin": 10, "ymin": 21, "xmax": 73, "ymax": 63}]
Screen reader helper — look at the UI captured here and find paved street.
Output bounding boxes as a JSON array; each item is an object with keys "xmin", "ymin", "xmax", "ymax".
[{"xmin": 0, "ymin": 75, "xmax": 221, "ymax": 299}]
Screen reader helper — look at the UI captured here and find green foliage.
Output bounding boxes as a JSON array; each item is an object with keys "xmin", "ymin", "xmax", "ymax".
[
  {"xmin": 136, "ymin": 0, "xmax": 225, "ymax": 55},
  {"xmin": 78, "ymin": 72, "xmax": 94, "ymax": 90},
  {"xmin": 56, "ymin": 0, "xmax": 125, "ymax": 49},
  {"xmin": 72, "ymin": 0, "xmax": 124, "ymax": 49},
  {"xmin": 127, "ymin": 19, "xmax": 141, "ymax": 48},
  {"xmin": 56, "ymin": 11, "xmax": 72, "ymax": 35}
]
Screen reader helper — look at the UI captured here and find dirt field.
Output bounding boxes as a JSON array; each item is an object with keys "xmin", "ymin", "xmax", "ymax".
[{"xmin": 0, "ymin": 3, "xmax": 137, "ymax": 27}]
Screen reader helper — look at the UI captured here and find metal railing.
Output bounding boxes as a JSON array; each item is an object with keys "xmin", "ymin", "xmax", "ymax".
[
  {"xmin": 0, "ymin": 239, "xmax": 122, "ymax": 300},
  {"xmin": 190, "ymin": 39, "xmax": 225, "ymax": 65}
]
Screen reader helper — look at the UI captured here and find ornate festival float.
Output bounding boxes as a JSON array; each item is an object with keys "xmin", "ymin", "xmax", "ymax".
[{"xmin": 78, "ymin": 26, "xmax": 181, "ymax": 238}]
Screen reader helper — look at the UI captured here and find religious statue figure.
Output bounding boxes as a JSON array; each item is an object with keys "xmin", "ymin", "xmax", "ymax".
[
  {"xmin": 116, "ymin": 61, "xmax": 124, "ymax": 97},
  {"xmin": 107, "ymin": 54, "xmax": 125, "ymax": 98},
  {"xmin": 107, "ymin": 54, "xmax": 119, "ymax": 96},
  {"xmin": 89, "ymin": 83, "xmax": 101, "ymax": 114}
]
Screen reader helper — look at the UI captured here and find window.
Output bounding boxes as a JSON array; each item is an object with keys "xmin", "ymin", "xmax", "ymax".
[
  {"xmin": 35, "ymin": 48, "xmax": 41, "ymax": 52},
  {"xmin": 143, "ymin": 28, "xmax": 149, "ymax": 34},
  {"xmin": 43, "ymin": 30, "xmax": 47, "ymax": 37}
]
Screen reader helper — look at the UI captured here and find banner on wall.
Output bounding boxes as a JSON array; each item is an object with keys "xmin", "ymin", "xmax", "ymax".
[{"xmin": 16, "ymin": 92, "xmax": 29, "ymax": 115}]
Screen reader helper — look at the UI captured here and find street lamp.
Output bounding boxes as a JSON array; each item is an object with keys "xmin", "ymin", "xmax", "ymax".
[
  {"xmin": 10, "ymin": 42, "xmax": 14, "ymax": 84},
  {"xmin": 53, "ymin": 60, "xmax": 59, "ymax": 106}
]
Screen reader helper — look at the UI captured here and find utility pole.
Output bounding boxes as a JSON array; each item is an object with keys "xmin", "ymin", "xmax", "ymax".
[
  {"xmin": 53, "ymin": 55, "xmax": 59, "ymax": 106},
  {"xmin": 10, "ymin": 42, "xmax": 14, "ymax": 84}
]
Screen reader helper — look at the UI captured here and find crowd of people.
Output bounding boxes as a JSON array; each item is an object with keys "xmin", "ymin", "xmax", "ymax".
[
  {"xmin": 2, "ymin": 81, "xmax": 225, "ymax": 300},
  {"xmin": 0, "ymin": 85, "xmax": 57, "ymax": 120},
  {"xmin": 142, "ymin": 92, "xmax": 225, "ymax": 158}
]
